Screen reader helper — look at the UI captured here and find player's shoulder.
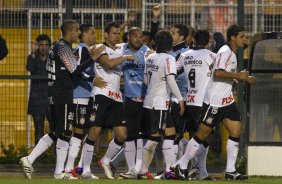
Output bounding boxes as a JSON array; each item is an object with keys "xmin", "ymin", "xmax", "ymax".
[{"xmin": 217, "ymin": 45, "xmax": 231, "ymax": 54}]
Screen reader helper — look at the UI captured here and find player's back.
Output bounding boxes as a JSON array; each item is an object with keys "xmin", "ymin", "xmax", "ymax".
[
  {"xmin": 144, "ymin": 52, "xmax": 176, "ymax": 110},
  {"xmin": 179, "ymin": 48, "xmax": 216, "ymax": 106}
]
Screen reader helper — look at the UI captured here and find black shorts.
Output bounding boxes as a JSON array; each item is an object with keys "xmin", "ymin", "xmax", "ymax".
[
  {"xmin": 200, "ymin": 102, "xmax": 241, "ymax": 128},
  {"xmin": 144, "ymin": 108, "xmax": 168, "ymax": 135},
  {"xmin": 73, "ymin": 103, "xmax": 94, "ymax": 129},
  {"xmin": 167, "ymin": 102, "xmax": 184, "ymax": 134},
  {"xmin": 184, "ymin": 105, "xmax": 202, "ymax": 133},
  {"xmin": 52, "ymin": 103, "xmax": 76, "ymax": 135},
  {"xmin": 124, "ymin": 98, "xmax": 144, "ymax": 139},
  {"xmin": 92, "ymin": 95, "xmax": 124, "ymax": 128}
]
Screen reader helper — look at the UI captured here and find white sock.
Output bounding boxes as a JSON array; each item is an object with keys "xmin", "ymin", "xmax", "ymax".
[
  {"xmin": 54, "ymin": 138, "xmax": 69, "ymax": 175},
  {"xmin": 198, "ymin": 145, "xmax": 209, "ymax": 179},
  {"xmin": 82, "ymin": 143, "xmax": 94, "ymax": 173},
  {"xmin": 179, "ymin": 138, "xmax": 200, "ymax": 170},
  {"xmin": 162, "ymin": 139, "xmax": 175, "ymax": 172},
  {"xmin": 140, "ymin": 140, "xmax": 158, "ymax": 174},
  {"xmin": 124, "ymin": 141, "xmax": 136, "ymax": 170},
  {"xmin": 77, "ymin": 149, "xmax": 83, "ymax": 168},
  {"xmin": 134, "ymin": 139, "xmax": 143, "ymax": 173},
  {"xmin": 27, "ymin": 134, "xmax": 53, "ymax": 164},
  {"xmin": 226, "ymin": 138, "xmax": 239, "ymax": 172},
  {"xmin": 65, "ymin": 137, "xmax": 82, "ymax": 172},
  {"xmin": 102, "ymin": 139, "xmax": 122, "ymax": 164},
  {"xmin": 173, "ymin": 144, "xmax": 178, "ymax": 160}
]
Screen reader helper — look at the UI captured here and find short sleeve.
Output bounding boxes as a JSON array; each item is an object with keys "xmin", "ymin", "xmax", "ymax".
[{"xmin": 215, "ymin": 51, "xmax": 232, "ymax": 70}]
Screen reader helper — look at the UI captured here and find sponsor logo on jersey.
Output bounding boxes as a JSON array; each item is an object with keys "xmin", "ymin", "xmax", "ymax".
[
  {"xmin": 222, "ymin": 95, "xmax": 234, "ymax": 105},
  {"xmin": 123, "ymin": 62, "xmax": 145, "ymax": 70},
  {"xmin": 187, "ymin": 89, "xmax": 198, "ymax": 94},
  {"xmin": 129, "ymin": 80, "xmax": 143, "ymax": 85},
  {"xmin": 187, "ymin": 95, "xmax": 195, "ymax": 103},
  {"xmin": 108, "ymin": 90, "xmax": 122, "ymax": 100},
  {"xmin": 146, "ymin": 63, "xmax": 159, "ymax": 72},
  {"xmin": 184, "ymin": 59, "xmax": 202, "ymax": 65}
]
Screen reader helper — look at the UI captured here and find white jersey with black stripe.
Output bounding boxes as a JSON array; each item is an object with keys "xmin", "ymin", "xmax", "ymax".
[
  {"xmin": 204, "ymin": 45, "xmax": 237, "ymax": 107},
  {"xmin": 91, "ymin": 44, "xmax": 123, "ymax": 102},
  {"xmin": 143, "ymin": 53, "xmax": 177, "ymax": 110},
  {"xmin": 177, "ymin": 48, "xmax": 216, "ymax": 107}
]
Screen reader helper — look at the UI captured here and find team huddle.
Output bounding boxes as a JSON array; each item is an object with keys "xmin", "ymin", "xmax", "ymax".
[{"xmin": 19, "ymin": 16, "xmax": 256, "ymax": 181}]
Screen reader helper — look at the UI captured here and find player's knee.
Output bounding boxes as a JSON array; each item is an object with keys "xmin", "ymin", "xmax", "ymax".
[
  {"xmin": 87, "ymin": 127, "xmax": 101, "ymax": 141},
  {"xmin": 115, "ymin": 134, "xmax": 127, "ymax": 143}
]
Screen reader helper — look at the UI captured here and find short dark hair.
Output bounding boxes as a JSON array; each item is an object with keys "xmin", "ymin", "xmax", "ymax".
[
  {"xmin": 61, "ymin": 19, "xmax": 77, "ymax": 36},
  {"xmin": 142, "ymin": 30, "xmax": 153, "ymax": 40},
  {"xmin": 155, "ymin": 30, "xmax": 173, "ymax": 53},
  {"xmin": 104, "ymin": 22, "xmax": 120, "ymax": 34},
  {"xmin": 194, "ymin": 29, "xmax": 210, "ymax": 46},
  {"xmin": 36, "ymin": 34, "xmax": 51, "ymax": 46},
  {"xmin": 79, "ymin": 23, "xmax": 94, "ymax": 39},
  {"xmin": 227, "ymin": 24, "xmax": 245, "ymax": 42},
  {"xmin": 173, "ymin": 24, "xmax": 189, "ymax": 41}
]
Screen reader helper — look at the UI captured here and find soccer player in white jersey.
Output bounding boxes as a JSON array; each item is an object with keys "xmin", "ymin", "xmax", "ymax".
[
  {"xmin": 175, "ymin": 29, "xmax": 216, "ymax": 180},
  {"xmin": 173, "ymin": 25, "xmax": 256, "ymax": 180},
  {"xmin": 79, "ymin": 22, "xmax": 134, "ymax": 179},
  {"xmin": 137, "ymin": 30, "xmax": 185, "ymax": 179}
]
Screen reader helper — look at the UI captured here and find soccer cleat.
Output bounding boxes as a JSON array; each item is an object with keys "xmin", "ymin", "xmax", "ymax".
[
  {"xmin": 97, "ymin": 160, "xmax": 114, "ymax": 179},
  {"xmin": 120, "ymin": 168, "xmax": 138, "ymax": 179},
  {"xmin": 225, "ymin": 171, "xmax": 248, "ymax": 180},
  {"xmin": 164, "ymin": 171, "xmax": 177, "ymax": 180},
  {"xmin": 54, "ymin": 172, "xmax": 79, "ymax": 179},
  {"xmin": 75, "ymin": 167, "xmax": 83, "ymax": 175},
  {"xmin": 188, "ymin": 165, "xmax": 199, "ymax": 177},
  {"xmin": 153, "ymin": 171, "xmax": 164, "ymax": 180},
  {"xmin": 137, "ymin": 171, "xmax": 154, "ymax": 180},
  {"xmin": 19, "ymin": 157, "xmax": 34, "ymax": 179},
  {"xmin": 68, "ymin": 169, "xmax": 80, "ymax": 178},
  {"xmin": 174, "ymin": 164, "xmax": 188, "ymax": 180},
  {"xmin": 81, "ymin": 171, "xmax": 99, "ymax": 179}
]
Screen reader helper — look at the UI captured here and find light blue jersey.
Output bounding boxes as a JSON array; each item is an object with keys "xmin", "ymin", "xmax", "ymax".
[
  {"xmin": 169, "ymin": 43, "xmax": 189, "ymax": 102},
  {"xmin": 73, "ymin": 42, "xmax": 94, "ymax": 100},
  {"xmin": 121, "ymin": 43, "xmax": 149, "ymax": 98}
]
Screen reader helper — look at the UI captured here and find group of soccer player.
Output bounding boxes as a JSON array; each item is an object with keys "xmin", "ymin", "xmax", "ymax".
[{"xmin": 19, "ymin": 6, "xmax": 256, "ymax": 181}]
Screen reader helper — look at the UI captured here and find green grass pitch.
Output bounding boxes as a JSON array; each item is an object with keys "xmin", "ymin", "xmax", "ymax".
[{"xmin": 1, "ymin": 177, "xmax": 282, "ymax": 184}]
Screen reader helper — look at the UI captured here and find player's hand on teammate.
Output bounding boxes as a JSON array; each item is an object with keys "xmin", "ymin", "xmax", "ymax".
[
  {"xmin": 89, "ymin": 44, "xmax": 106, "ymax": 61},
  {"xmin": 152, "ymin": 5, "xmax": 161, "ymax": 22},
  {"xmin": 93, "ymin": 76, "xmax": 107, "ymax": 88},
  {"xmin": 123, "ymin": 55, "xmax": 135, "ymax": 61},
  {"xmin": 179, "ymin": 100, "xmax": 185, "ymax": 116}
]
